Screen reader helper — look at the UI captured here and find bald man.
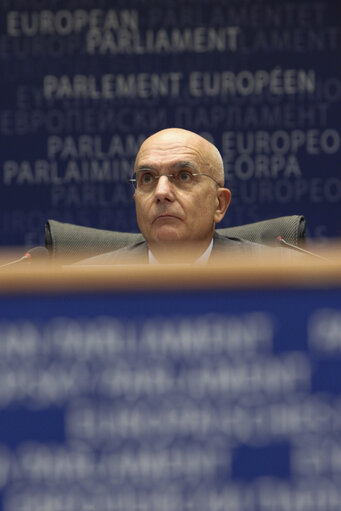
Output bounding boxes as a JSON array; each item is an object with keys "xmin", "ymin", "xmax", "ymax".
[
  {"xmin": 80, "ymin": 128, "xmax": 263, "ymax": 264},
  {"xmin": 131, "ymin": 128, "xmax": 231, "ymax": 263}
]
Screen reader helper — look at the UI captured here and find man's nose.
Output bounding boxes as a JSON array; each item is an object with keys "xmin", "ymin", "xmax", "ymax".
[{"xmin": 154, "ymin": 175, "xmax": 175, "ymax": 202}]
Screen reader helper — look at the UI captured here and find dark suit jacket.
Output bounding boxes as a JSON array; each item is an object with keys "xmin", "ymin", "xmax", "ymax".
[{"xmin": 76, "ymin": 232, "xmax": 272, "ymax": 265}]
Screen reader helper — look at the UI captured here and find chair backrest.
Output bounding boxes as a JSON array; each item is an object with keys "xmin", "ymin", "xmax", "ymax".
[
  {"xmin": 45, "ymin": 220, "xmax": 144, "ymax": 261},
  {"xmin": 45, "ymin": 215, "xmax": 306, "ymax": 262},
  {"xmin": 217, "ymin": 215, "xmax": 306, "ymax": 247}
]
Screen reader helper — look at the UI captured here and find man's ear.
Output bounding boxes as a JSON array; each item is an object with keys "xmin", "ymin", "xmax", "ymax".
[{"xmin": 214, "ymin": 188, "xmax": 231, "ymax": 223}]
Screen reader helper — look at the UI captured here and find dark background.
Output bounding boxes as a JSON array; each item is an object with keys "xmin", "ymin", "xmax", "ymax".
[{"xmin": 0, "ymin": 0, "xmax": 340, "ymax": 247}]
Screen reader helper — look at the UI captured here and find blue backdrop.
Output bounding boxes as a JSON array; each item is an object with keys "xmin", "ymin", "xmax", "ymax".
[{"xmin": 0, "ymin": 0, "xmax": 340, "ymax": 246}]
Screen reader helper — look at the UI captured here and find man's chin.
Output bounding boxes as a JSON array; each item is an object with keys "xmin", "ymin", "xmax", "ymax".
[{"xmin": 151, "ymin": 226, "xmax": 185, "ymax": 244}]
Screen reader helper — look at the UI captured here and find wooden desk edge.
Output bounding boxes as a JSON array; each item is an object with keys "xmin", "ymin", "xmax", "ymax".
[{"xmin": 0, "ymin": 253, "xmax": 340, "ymax": 293}]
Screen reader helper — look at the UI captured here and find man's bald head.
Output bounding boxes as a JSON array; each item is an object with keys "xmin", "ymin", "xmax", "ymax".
[
  {"xmin": 135, "ymin": 128, "xmax": 225, "ymax": 187},
  {"xmin": 132, "ymin": 127, "xmax": 231, "ymax": 262}
]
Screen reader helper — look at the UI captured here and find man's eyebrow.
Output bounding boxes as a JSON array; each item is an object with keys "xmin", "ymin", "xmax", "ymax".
[
  {"xmin": 174, "ymin": 161, "xmax": 197, "ymax": 170},
  {"xmin": 135, "ymin": 165, "xmax": 155, "ymax": 173}
]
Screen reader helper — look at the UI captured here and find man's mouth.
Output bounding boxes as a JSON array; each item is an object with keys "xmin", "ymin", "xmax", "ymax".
[{"xmin": 153, "ymin": 213, "xmax": 181, "ymax": 223}]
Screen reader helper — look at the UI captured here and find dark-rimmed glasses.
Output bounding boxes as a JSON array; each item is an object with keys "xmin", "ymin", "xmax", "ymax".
[{"xmin": 129, "ymin": 169, "xmax": 220, "ymax": 192}]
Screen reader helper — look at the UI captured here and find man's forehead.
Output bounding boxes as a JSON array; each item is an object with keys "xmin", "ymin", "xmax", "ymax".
[
  {"xmin": 135, "ymin": 140, "xmax": 206, "ymax": 169},
  {"xmin": 135, "ymin": 160, "xmax": 198, "ymax": 172}
]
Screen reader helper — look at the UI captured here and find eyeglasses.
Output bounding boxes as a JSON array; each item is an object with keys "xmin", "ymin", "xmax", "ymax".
[{"xmin": 129, "ymin": 169, "xmax": 220, "ymax": 192}]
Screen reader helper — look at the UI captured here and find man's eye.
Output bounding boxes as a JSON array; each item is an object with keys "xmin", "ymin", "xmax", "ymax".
[
  {"xmin": 178, "ymin": 171, "xmax": 193, "ymax": 182},
  {"xmin": 140, "ymin": 173, "xmax": 154, "ymax": 185}
]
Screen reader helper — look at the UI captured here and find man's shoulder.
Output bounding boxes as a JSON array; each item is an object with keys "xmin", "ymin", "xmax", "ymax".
[
  {"xmin": 213, "ymin": 232, "xmax": 264, "ymax": 250},
  {"xmin": 75, "ymin": 240, "xmax": 148, "ymax": 265},
  {"xmin": 211, "ymin": 231, "xmax": 288, "ymax": 257}
]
